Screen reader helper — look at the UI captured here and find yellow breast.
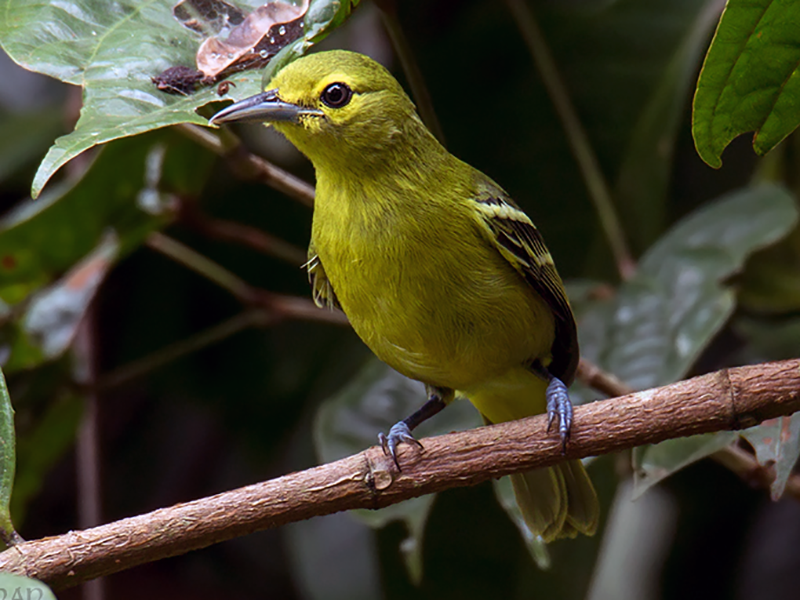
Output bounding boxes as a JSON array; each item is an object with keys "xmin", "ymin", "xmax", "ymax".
[{"xmin": 312, "ymin": 174, "xmax": 555, "ymax": 391}]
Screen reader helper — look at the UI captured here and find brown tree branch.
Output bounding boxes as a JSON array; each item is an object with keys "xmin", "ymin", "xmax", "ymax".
[
  {"xmin": 1, "ymin": 359, "xmax": 798, "ymax": 589},
  {"xmin": 576, "ymin": 357, "xmax": 800, "ymax": 500},
  {"xmin": 177, "ymin": 199, "xmax": 307, "ymax": 266},
  {"xmin": 177, "ymin": 124, "xmax": 315, "ymax": 207}
]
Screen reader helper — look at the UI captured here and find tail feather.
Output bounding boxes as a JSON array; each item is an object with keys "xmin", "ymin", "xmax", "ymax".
[
  {"xmin": 511, "ymin": 461, "xmax": 598, "ymax": 542},
  {"xmin": 509, "ymin": 466, "xmax": 567, "ymax": 542},
  {"xmin": 466, "ymin": 369, "xmax": 599, "ymax": 542},
  {"xmin": 561, "ymin": 459, "xmax": 600, "ymax": 536}
]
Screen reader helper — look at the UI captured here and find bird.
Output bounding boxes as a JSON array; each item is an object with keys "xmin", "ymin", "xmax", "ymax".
[{"xmin": 209, "ymin": 50, "xmax": 599, "ymax": 542}]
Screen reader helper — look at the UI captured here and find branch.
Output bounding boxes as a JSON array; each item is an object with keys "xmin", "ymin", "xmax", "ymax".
[
  {"xmin": 1, "ymin": 359, "xmax": 798, "ymax": 589},
  {"xmin": 576, "ymin": 357, "xmax": 800, "ymax": 501},
  {"xmin": 177, "ymin": 199, "xmax": 307, "ymax": 267},
  {"xmin": 177, "ymin": 124, "xmax": 315, "ymax": 207}
]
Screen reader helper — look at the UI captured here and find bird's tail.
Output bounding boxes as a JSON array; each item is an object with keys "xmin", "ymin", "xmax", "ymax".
[
  {"xmin": 509, "ymin": 460, "xmax": 598, "ymax": 542},
  {"xmin": 464, "ymin": 367, "xmax": 599, "ymax": 542}
]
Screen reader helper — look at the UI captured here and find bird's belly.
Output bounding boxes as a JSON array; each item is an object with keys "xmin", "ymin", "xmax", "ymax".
[{"xmin": 328, "ymin": 244, "xmax": 555, "ymax": 390}]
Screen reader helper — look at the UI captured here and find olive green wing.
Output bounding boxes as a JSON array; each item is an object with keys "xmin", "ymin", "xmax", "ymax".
[
  {"xmin": 306, "ymin": 241, "xmax": 340, "ymax": 310},
  {"xmin": 472, "ymin": 190, "xmax": 579, "ymax": 384}
]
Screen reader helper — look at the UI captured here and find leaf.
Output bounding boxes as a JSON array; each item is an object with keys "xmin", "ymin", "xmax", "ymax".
[
  {"xmin": 0, "ymin": 109, "xmax": 64, "ymax": 183},
  {"xmin": 284, "ymin": 513, "xmax": 382, "ymax": 600},
  {"xmin": 0, "ymin": 574, "xmax": 56, "ymax": 600},
  {"xmin": 314, "ymin": 358, "xmax": 479, "ymax": 583},
  {"xmin": 614, "ymin": 0, "xmax": 723, "ymax": 251},
  {"xmin": 692, "ymin": 0, "xmax": 800, "ymax": 168},
  {"xmin": 586, "ymin": 479, "xmax": 678, "ymax": 600},
  {"xmin": 23, "ymin": 232, "xmax": 119, "ymax": 360},
  {"xmin": 632, "ymin": 432, "xmax": 738, "ymax": 498},
  {"xmin": 0, "ymin": 0, "xmax": 359, "ymax": 197},
  {"xmin": 741, "ymin": 413, "xmax": 800, "ymax": 500},
  {"xmin": 261, "ymin": 0, "xmax": 360, "ymax": 83},
  {"xmin": 0, "ymin": 368, "xmax": 18, "ymax": 545},
  {"xmin": 577, "ymin": 184, "xmax": 798, "ymax": 495},
  {"xmin": 193, "ymin": 0, "xmax": 309, "ymax": 78}
]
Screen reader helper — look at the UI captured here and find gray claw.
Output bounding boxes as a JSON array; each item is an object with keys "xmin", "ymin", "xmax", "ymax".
[
  {"xmin": 546, "ymin": 377, "xmax": 573, "ymax": 452},
  {"xmin": 379, "ymin": 421, "xmax": 422, "ymax": 470}
]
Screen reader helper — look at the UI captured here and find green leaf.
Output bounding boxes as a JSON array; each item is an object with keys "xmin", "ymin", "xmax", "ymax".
[
  {"xmin": 741, "ymin": 414, "xmax": 800, "ymax": 500},
  {"xmin": 632, "ymin": 432, "xmax": 738, "ymax": 498},
  {"xmin": 0, "ymin": 368, "xmax": 18, "ymax": 545},
  {"xmin": 314, "ymin": 358, "xmax": 479, "ymax": 583},
  {"xmin": 692, "ymin": 0, "xmax": 800, "ymax": 168},
  {"xmin": 0, "ymin": 109, "xmax": 64, "ymax": 183},
  {"xmin": 0, "ymin": 574, "xmax": 56, "ymax": 600},
  {"xmin": 614, "ymin": 1, "xmax": 722, "ymax": 251},
  {"xmin": 0, "ymin": 0, "xmax": 358, "ymax": 197},
  {"xmin": 0, "ymin": 134, "xmax": 181, "ymax": 305},
  {"xmin": 577, "ymin": 184, "xmax": 798, "ymax": 494}
]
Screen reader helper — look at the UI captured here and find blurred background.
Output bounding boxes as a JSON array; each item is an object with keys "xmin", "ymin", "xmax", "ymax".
[{"xmin": 2, "ymin": 0, "xmax": 800, "ymax": 599}]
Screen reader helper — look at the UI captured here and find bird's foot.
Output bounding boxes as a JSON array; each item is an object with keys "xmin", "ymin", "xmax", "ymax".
[
  {"xmin": 546, "ymin": 376, "xmax": 573, "ymax": 452},
  {"xmin": 379, "ymin": 421, "xmax": 423, "ymax": 470}
]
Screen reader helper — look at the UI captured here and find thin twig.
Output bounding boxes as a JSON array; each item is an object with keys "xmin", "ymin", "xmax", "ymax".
[
  {"xmin": 94, "ymin": 311, "xmax": 265, "ymax": 393},
  {"xmin": 375, "ymin": 0, "xmax": 446, "ymax": 145},
  {"xmin": 504, "ymin": 0, "xmax": 636, "ymax": 280},
  {"xmin": 73, "ymin": 310, "xmax": 105, "ymax": 600},
  {"xmin": 2, "ymin": 359, "xmax": 798, "ymax": 589},
  {"xmin": 177, "ymin": 200, "xmax": 307, "ymax": 266},
  {"xmin": 146, "ymin": 232, "xmax": 254, "ymax": 302},
  {"xmin": 177, "ymin": 123, "xmax": 315, "ymax": 207}
]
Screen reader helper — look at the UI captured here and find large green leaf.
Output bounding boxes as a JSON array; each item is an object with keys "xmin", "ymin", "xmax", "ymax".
[
  {"xmin": 693, "ymin": 0, "xmax": 800, "ymax": 168},
  {"xmin": 0, "ymin": 368, "xmax": 18, "ymax": 545},
  {"xmin": 613, "ymin": 0, "xmax": 722, "ymax": 251},
  {"xmin": 0, "ymin": 0, "xmax": 359, "ymax": 197},
  {"xmin": 576, "ymin": 184, "xmax": 798, "ymax": 495}
]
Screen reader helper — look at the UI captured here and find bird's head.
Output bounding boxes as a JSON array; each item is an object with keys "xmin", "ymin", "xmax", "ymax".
[{"xmin": 209, "ymin": 50, "xmax": 427, "ymax": 170}]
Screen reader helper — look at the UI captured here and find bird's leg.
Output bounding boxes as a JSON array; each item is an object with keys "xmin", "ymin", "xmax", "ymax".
[
  {"xmin": 379, "ymin": 385, "xmax": 453, "ymax": 469},
  {"xmin": 530, "ymin": 361, "xmax": 573, "ymax": 452}
]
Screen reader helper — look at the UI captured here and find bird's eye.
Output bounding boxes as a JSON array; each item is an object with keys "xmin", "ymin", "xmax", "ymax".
[{"xmin": 320, "ymin": 82, "xmax": 352, "ymax": 108}]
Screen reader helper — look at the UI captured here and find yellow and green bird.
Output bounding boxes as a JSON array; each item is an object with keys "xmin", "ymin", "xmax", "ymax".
[{"xmin": 210, "ymin": 50, "xmax": 599, "ymax": 541}]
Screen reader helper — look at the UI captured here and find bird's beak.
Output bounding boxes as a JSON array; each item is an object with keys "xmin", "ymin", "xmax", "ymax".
[{"xmin": 209, "ymin": 89, "xmax": 323, "ymax": 126}]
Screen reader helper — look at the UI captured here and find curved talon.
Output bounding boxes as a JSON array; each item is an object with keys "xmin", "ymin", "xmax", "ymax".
[
  {"xmin": 378, "ymin": 421, "xmax": 423, "ymax": 470},
  {"xmin": 546, "ymin": 376, "xmax": 573, "ymax": 453}
]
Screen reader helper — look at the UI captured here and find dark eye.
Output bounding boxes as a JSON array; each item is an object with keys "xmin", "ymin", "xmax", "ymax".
[{"xmin": 320, "ymin": 82, "xmax": 352, "ymax": 108}]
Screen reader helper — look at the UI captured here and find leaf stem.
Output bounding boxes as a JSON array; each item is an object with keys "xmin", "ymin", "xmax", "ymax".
[{"xmin": 504, "ymin": 0, "xmax": 636, "ymax": 280}]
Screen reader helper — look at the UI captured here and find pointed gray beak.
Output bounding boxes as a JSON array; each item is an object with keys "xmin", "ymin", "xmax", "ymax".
[{"xmin": 209, "ymin": 89, "xmax": 323, "ymax": 126}]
